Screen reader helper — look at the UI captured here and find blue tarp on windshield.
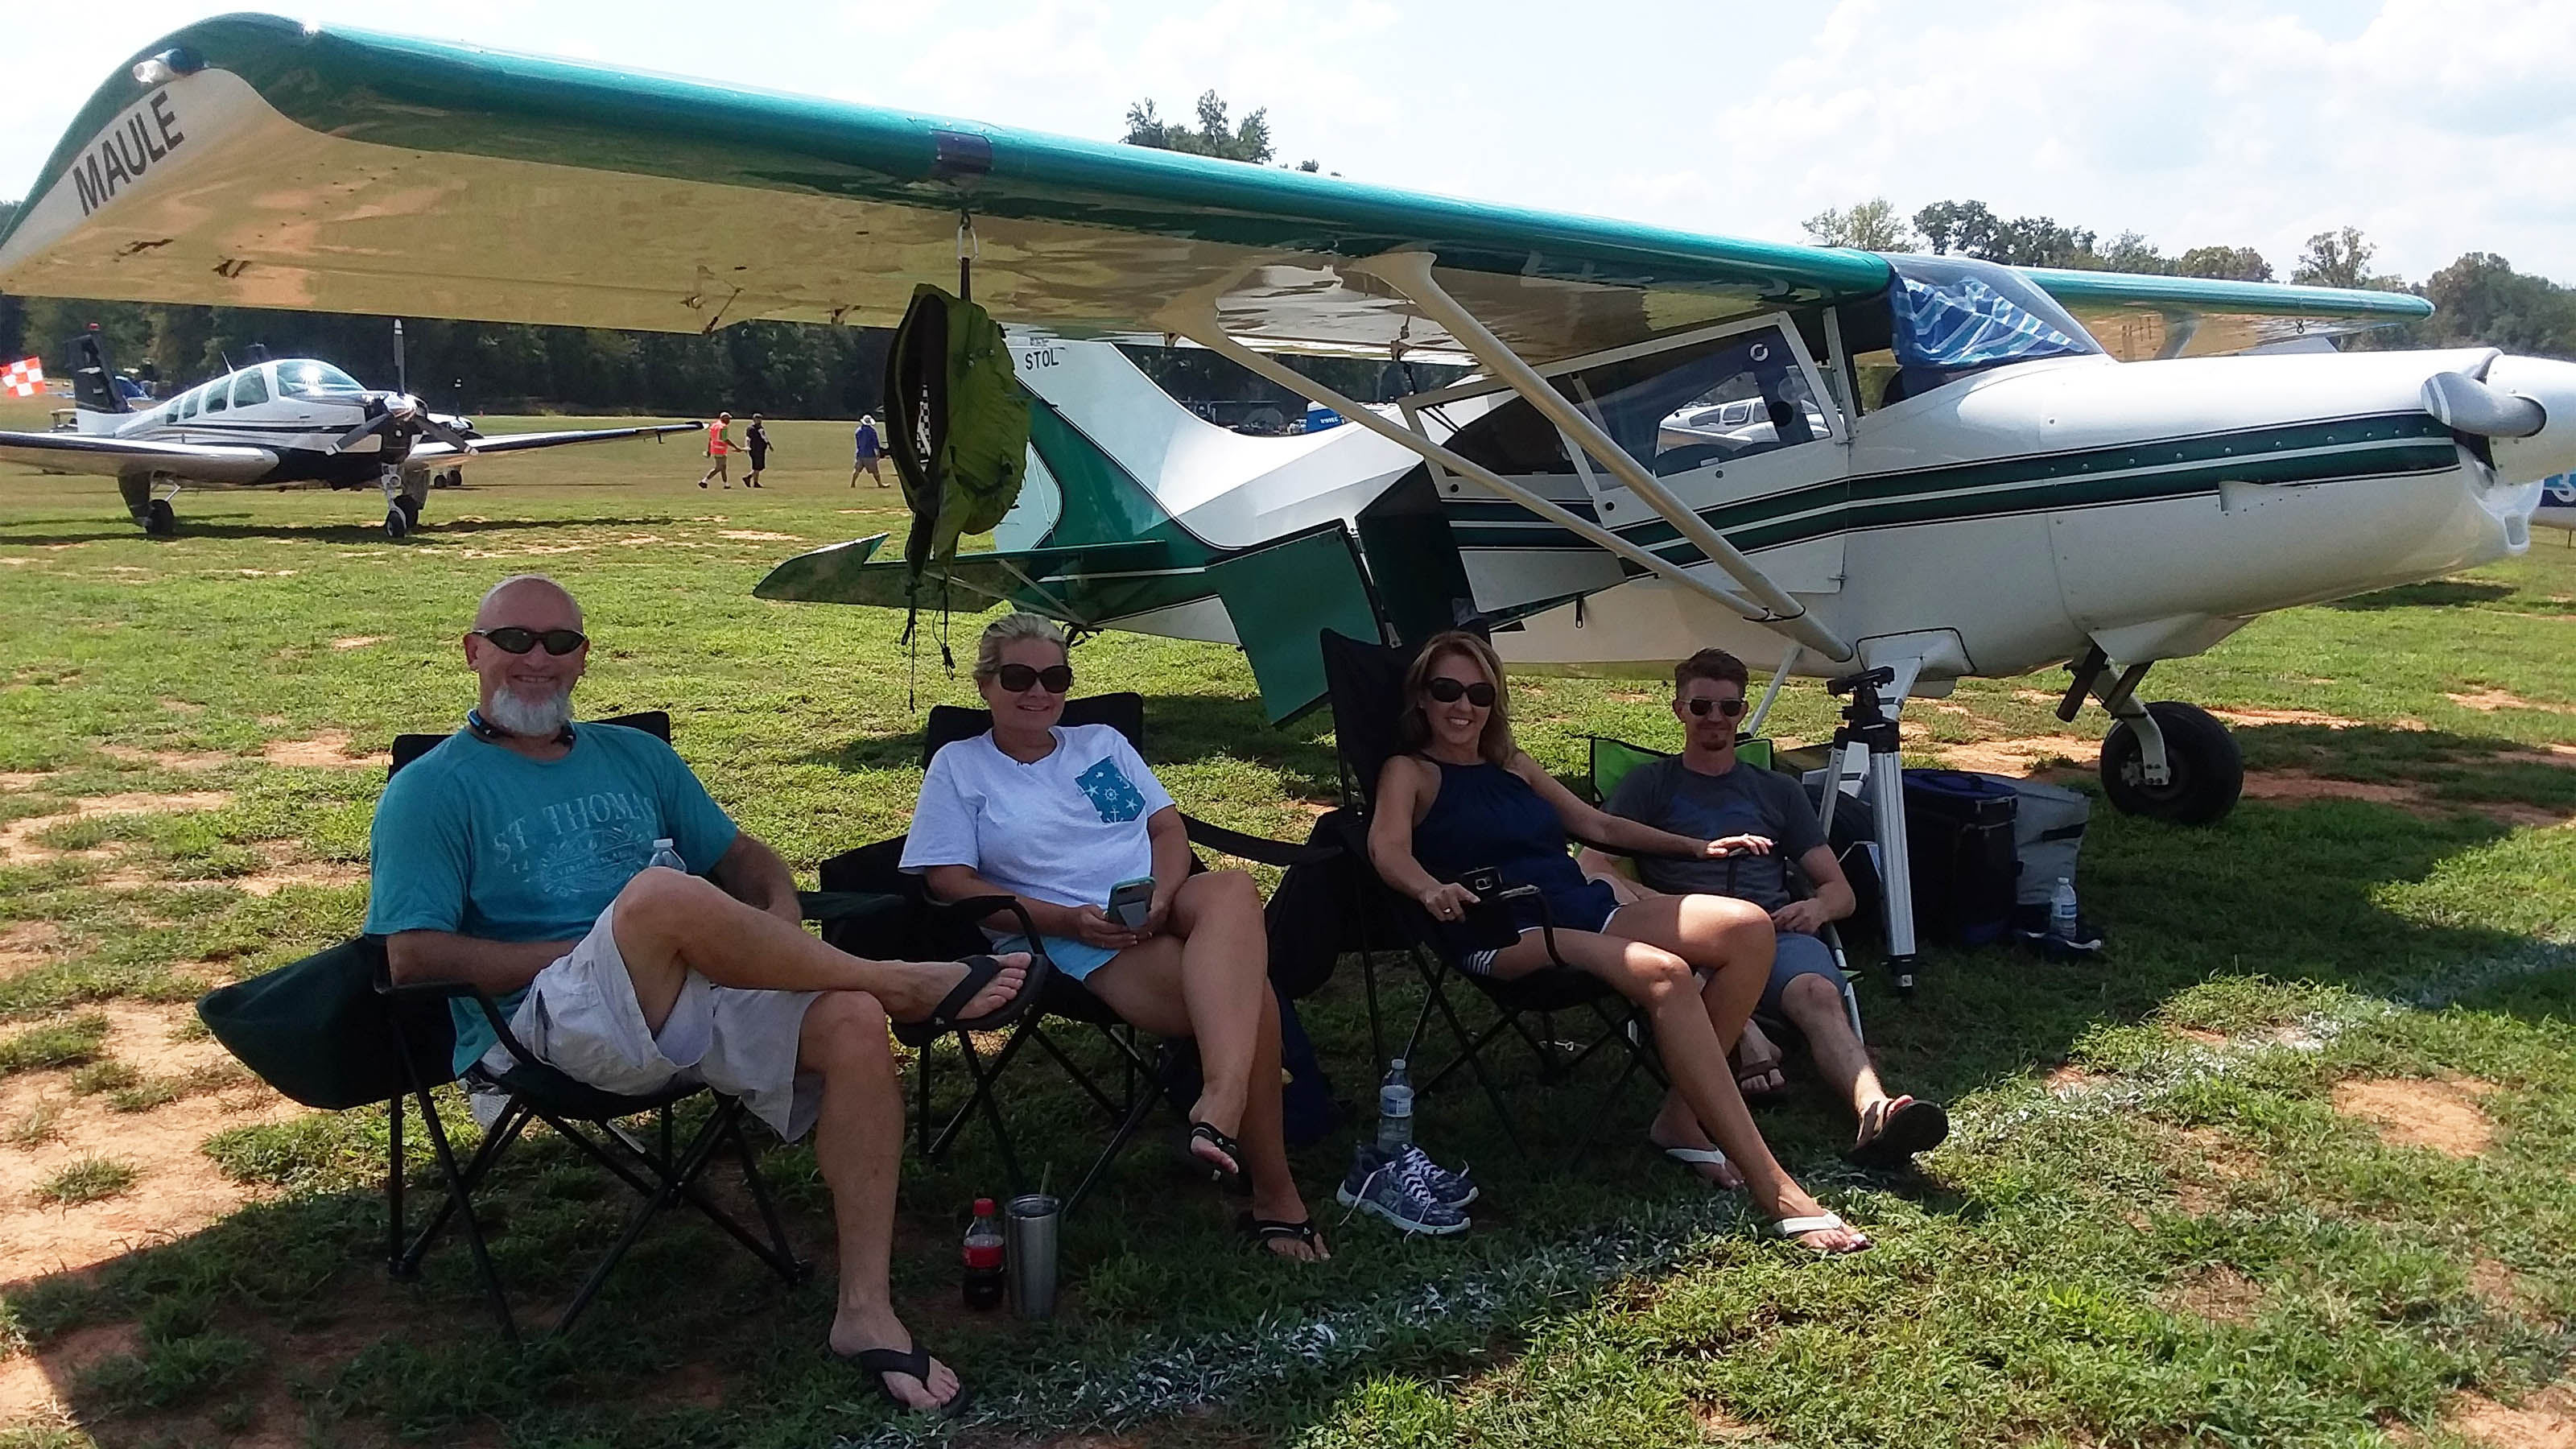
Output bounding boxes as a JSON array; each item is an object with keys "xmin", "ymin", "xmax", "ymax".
[{"xmin": 1890, "ymin": 275, "xmax": 2089, "ymax": 369}]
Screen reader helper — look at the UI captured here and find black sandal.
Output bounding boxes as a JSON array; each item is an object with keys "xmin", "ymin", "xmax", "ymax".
[
  {"xmin": 1239, "ymin": 1212, "xmax": 1327, "ymax": 1259},
  {"xmin": 1188, "ymin": 1121, "xmax": 1245, "ymax": 1183},
  {"xmin": 840, "ymin": 1341, "xmax": 971, "ymax": 1418},
  {"xmin": 891, "ymin": 952, "xmax": 1048, "ymax": 1048},
  {"xmin": 1844, "ymin": 1096, "xmax": 1949, "ymax": 1170}
]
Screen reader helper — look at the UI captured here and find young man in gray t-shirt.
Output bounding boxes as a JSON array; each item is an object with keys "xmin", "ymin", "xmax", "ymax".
[{"xmin": 1585, "ymin": 647, "xmax": 1947, "ymax": 1169}]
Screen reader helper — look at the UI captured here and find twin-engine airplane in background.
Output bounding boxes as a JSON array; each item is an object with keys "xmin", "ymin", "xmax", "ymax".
[
  {"xmin": 6, "ymin": 15, "xmax": 2570, "ymax": 985},
  {"xmin": 0, "ymin": 331, "xmax": 700, "ymax": 538}
]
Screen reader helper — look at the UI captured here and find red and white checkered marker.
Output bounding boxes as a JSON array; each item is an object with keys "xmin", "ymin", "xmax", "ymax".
[{"xmin": 2, "ymin": 358, "xmax": 42, "ymax": 399}]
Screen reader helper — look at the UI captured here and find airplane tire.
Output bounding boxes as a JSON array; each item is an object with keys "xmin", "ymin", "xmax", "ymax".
[
  {"xmin": 2100, "ymin": 700, "xmax": 2242, "ymax": 825},
  {"xmin": 397, "ymin": 493, "xmax": 423, "ymax": 523},
  {"xmin": 143, "ymin": 499, "xmax": 177, "ymax": 536},
  {"xmin": 384, "ymin": 507, "xmax": 410, "ymax": 541}
]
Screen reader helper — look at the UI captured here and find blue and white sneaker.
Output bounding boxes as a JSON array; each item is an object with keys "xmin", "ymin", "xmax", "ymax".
[
  {"xmin": 1335, "ymin": 1146, "xmax": 1470, "ymax": 1235},
  {"xmin": 1392, "ymin": 1144, "xmax": 1477, "ymax": 1208}
]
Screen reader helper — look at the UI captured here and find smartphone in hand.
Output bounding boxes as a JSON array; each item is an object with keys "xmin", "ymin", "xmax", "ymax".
[{"xmin": 1106, "ymin": 877, "xmax": 1156, "ymax": 931}]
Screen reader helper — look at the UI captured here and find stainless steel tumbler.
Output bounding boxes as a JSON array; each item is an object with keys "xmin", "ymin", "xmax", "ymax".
[{"xmin": 1005, "ymin": 1193, "xmax": 1060, "ymax": 1319}]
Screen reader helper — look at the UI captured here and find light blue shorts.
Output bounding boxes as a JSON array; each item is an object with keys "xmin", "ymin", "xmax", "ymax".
[
  {"xmin": 990, "ymin": 933, "xmax": 1121, "ymax": 982},
  {"xmin": 1759, "ymin": 930, "xmax": 1847, "ymax": 1020}
]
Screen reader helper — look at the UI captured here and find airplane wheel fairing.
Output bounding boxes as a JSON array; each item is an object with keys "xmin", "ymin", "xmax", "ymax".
[
  {"xmin": 2101, "ymin": 701, "xmax": 2242, "ymax": 825},
  {"xmin": 144, "ymin": 499, "xmax": 176, "ymax": 536},
  {"xmin": 384, "ymin": 507, "xmax": 410, "ymax": 540}
]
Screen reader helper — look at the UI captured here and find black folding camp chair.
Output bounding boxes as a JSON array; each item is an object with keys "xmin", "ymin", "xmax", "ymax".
[
  {"xmin": 200, "ymin": 711, "xmax": 907, "ymax": 1344},
  {"xmin": 1317, "ymin": 631, "xmax": 1668, "ymax": 1165},
  {"xmin": 818, "ymin": 691, "xmax": 1331, "ymax": 1216}
]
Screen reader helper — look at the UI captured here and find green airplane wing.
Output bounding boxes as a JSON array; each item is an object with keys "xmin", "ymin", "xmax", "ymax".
[
  {"xmin": 0, "ymin": 14, "xmax": 2433, "ymax": 364},
  {"xmin": 2023, "ymin": 267, "xmax": 2432, "ymax": 361}
]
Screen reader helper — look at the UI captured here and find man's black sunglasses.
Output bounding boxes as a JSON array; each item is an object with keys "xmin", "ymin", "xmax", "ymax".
[
  {"xmin": 473, "ymin": 627, "xmax": 588, "ymax": 656},
  {"xmin": 1425, "ymin": 678, "xmax": 1497, "ymax": 707},
  {"xmin": 1685, "ymin": 696, "xmax": 1748, "ymax": 718},
  {"xmin": 995, "ymin": 663, "xmax": 1075, "ymax": 694}
]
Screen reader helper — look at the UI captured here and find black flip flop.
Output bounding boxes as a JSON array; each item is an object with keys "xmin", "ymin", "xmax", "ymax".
[
  {"xmin": 1188, "ymin": 1121, "xmax": 1245, "ymax": 1184},
  {"xmin": 841, "ymin": 1342, "xmax": 971, "ymax": 1418},
  {"xmin": 1845, "ymin": 1097, "xmax": 1950, "ymax": 1170},
  {"xmin": 1239, "ymin": 1212, "xmax": 1327, "ymax": 1259},
  {"xmin": 891, "ymin": 952, "xmax": 1049, "ymax": 1048}
]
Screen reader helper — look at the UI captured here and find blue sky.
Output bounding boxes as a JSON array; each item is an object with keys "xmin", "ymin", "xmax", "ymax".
[{"xmin": 12, "ymin": 0, "xmax": 2573, "ymax": 285}]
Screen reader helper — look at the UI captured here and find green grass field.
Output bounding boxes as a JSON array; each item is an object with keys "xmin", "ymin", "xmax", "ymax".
[{"xmin": 0, "ymin": 399, "xmax": 2570, "ymax": 1447}]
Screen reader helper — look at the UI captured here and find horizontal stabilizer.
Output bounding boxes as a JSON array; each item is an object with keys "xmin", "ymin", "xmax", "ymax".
[
  {"xmin": 754, "ymin": 535, "xmax": 1175, "ymax": 610},
  {"xmin": 0, "ymin": 430, "xmax": 275, "ymax": 481},
  {"xmin": 407, "ymin": 419, "xmax": 703, "ymax": 462}
]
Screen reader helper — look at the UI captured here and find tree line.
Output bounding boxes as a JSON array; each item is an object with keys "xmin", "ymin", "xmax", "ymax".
[{"xmin": 1802, "ymin": 197, "xmax": 2576, "ymax": 357}]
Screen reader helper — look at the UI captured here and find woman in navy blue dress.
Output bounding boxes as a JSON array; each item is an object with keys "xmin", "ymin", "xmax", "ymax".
[{"xmin": 1368, "ymin": 630, "xmax": 1870, "ymax": 1253}]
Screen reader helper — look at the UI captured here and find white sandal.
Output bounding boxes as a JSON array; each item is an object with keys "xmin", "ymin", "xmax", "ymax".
[{"xmin": 1766, "ymin": 1211, "xmax": 1872, "ymax": 1253}]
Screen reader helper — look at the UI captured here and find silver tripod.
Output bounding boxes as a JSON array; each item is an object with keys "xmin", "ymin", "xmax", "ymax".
[{"xmin": 1816, "ymin": 667, "xmax": 1920, "ymax": 997}]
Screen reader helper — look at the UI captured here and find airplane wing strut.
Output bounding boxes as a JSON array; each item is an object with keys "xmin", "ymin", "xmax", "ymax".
[{"xmin": 1164, "ymin": 262, "xmax": 1856, "ymax": 663}]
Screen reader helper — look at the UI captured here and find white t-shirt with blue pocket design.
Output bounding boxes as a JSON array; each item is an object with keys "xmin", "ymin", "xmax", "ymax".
[{"xmin": 902, "ymin": 723, "xmax": 1175, "ymax": 910}]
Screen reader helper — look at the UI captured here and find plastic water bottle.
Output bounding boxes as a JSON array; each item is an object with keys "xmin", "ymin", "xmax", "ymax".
[
  {"xmin": 1376, "ymin": 1059, "xmax": 1414, "ymax": 1152},
  {"xmin": 646, "ymin": 837, "xmax": 686, "ymax": 873},
  {"xmin": 2050, "ymin": 877, "xmax": 2079, "ymax": 942},
  {"xmin": 960, "ymin": 1198, "xmax": 1005, "ymax": 1310}
]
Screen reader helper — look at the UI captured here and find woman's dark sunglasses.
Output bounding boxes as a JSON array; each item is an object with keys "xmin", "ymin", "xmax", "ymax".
[
  {"xmin": 1685, "ymin": 696, "xmax": 1748, "ymax": 718},
  {"xmin": 473, "ymin": 627, "xmax": 588, "ymax": 656},
  {"xmin": 1425, "ymin": 678, "xmax": 1497, "ymax": 708},
  {"xmin": 995, "ymin": 663, "xmax": 1075, "ymax": 694}
]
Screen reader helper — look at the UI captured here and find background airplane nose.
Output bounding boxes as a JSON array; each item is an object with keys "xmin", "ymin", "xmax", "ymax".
[{"xmin": 2479, "ymin": 355, "xmax": 2576, "ymax": 484}]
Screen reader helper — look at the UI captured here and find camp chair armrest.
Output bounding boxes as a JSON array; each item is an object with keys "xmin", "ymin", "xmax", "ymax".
[
  {"xmin": 372, "ymin": 972, "xmax": 547, "ymax": 1076},
  {"xmin": 926, "ymin": 893, "xmax": 1045, "ymax": 947},
  {"xmin": 1181, "ymin": 813, "xmax": 1338, "ymax": 869},
  {"xmin": 1567, "ymin": 833, "xmax": 1698, "ymax": 862},
  {"xmin": 795, "ymin": 889, "xmax": 906, "ymax": 929}
]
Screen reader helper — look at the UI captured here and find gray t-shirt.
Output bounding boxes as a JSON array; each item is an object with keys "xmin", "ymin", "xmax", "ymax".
[{"xmin": 1604, "ymin": 754, "xmax": 1827, "ymax": 910}]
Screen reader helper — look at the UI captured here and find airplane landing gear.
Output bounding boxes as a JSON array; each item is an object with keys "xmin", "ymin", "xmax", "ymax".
[
  {"xmin": 122, "ymin": 475, "xmax": 182, "ymax": 535},
  {"xmin": 2102, "ymin": 701, "xmax": 2242, "ymax": 825},
  {"xmin": 378, "ymin": 465, "xmax": 422, "ymax": 541},
  {"xmin": 2059, "ymin": 647, "xmax": 2244, "ymax": 825},
  {"xmin": 383, "ymin": 506, "xmax": 410, "ymax": 540}
]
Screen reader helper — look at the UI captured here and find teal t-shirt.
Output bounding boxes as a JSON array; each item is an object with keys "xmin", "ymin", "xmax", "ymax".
[{"xmin": 363, "ymin": 723, "xmax": 740, "ymax": 1072}]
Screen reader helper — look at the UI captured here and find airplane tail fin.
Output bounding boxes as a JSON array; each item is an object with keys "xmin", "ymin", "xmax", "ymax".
[{"xmin": 64, "ymin": 332, "xmax": 129, "ymax": 418}]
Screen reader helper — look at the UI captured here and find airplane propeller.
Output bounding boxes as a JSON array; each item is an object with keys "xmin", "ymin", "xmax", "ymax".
[
  {"xmin": 2423, "ymin": 370, "xmax": 2545, "ymax": 439},
  {"xmin": 334, "ymin": 392, "xmax": 478, "ymax": 454}
]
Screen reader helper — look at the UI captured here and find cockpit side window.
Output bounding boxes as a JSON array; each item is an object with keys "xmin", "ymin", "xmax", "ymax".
[
  {"xmin": 1846, "ymin": 254, "xmax": 2104, "ymax": 411},
  {"xmin": 232, "ymin": 367, "xmax": 270, "ymax": 408},
  {"xmin": 203, "ymin": 379, "xmax": 229, "ymax": 413}
]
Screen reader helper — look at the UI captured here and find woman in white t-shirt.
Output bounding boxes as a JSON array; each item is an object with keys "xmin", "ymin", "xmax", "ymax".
[{"xmin": 902, "ymin": 614, "xmax": 1327, "ymax": 1261}]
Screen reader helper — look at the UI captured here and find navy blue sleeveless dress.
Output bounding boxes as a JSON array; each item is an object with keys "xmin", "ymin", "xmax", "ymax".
[{"xmin": 1410, "ymin": 758, "xmax": 1619, "ymax": 958}]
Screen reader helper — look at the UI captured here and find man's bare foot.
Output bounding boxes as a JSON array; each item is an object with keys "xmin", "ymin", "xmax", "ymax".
[
  {"xmin": 828, "ymin": 1307, "xmax": 960, "ymax": 1411},
  {"xmin": 1648, "ymin": 1103, "xmax": 1745, "ymax": 1189},
  {"xmin": 875, "ymin": 953, "xmax": 1030, "ymax": 1026}
]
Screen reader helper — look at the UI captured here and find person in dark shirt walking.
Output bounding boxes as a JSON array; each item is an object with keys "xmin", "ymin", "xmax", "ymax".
[
  {"xmin": 745, "ymin": 415, "xmax": 772, "ymax": 488},
  {"xmin": 852, "ymin": 415, "xmax": 884, "ymax": 487}
]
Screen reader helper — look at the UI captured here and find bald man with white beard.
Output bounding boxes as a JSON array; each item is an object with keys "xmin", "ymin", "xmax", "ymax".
[{"xmin": 365, "ymin": 574, "xmax": 1026, "ymax": 1414}]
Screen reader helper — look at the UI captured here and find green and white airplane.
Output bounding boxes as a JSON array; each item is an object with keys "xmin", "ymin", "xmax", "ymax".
[{"xmin": 7, "ymin": 16, "xmax": 2568, "ymax": 972}]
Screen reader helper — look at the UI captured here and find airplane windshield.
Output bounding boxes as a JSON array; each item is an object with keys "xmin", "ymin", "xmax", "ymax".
[{"xmin": 278, "ymin": 361, "xmax": 365, "ymax": 397}]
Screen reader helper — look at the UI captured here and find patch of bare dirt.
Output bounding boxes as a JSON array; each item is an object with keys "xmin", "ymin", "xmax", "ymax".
[
  {"xmin": 1689, "ymin": 1401, "xmax": 1765, "ymax": 1441},
  {"xmin": 2448, "ymin": 687, "xmax": 2575, "ymax": 716},
  {"xmin": 261, "ymin": 731, "xmax": 390, "ymax": 770},
  {"xmin": 716, "ymin": 529, "xmax": 803, "ymax": 542},
  {"xmin": 2240, "ymin": 771, "xmax": 2576, "ymax": 829},
  {"xmin": 0, "ymin": 1003, "xmax": 296, "ymax": 1287},
  {"xmin": 1935, "ymin": 733, "xmax": 2100, "ymax": 776},
  {"xmin": 0, "ymin": 791, "xmax": 231, "ymax": 866},
  {"xmin": 2161, "ymin": 1265, "xmax": 2264, "ymax": 1324},
  {"xmin": 2043, "ymin": 1063, "xmax": 2106, "ymax": 1096},
  {"xmin": 2471, "ymin": 1258, "xmax": 2549, "ymax": 1321},
  {"xmin": 2205, "ymin": 706, "xmax": 2371, "ymax": 729},
  {"xmin": 2441, "ymin": 1385, "xmax": 2575, "ymax": 1448},
  {"xmin": 232, "ymin": 847, "xmax": 368, "ymax": 898},
  {"xmin": 0, "ymin": 772, "xmax": 52, "ymax": 791},
  {"xmin": 0, "ymin": 1321, "xmax": 142, "ymax": 1422},
  {"xmin": 2165, "ymin": 1125, "xmax": 2265, "ymax": 1215},
  {"xmin": 98, "ymin": 744, "xmax": 233, "ymax": 771},
  {"xmin": 0, "ymin": 922, "xmax": 64, "ymax": 981},
  {"xmin": 2177, "ymin": 1028, "xmax": 2229, "ymax": 1046},
  {"xmin": 2332, "ymin": 1075, "xmax": 2496, "ymax": 1158},
  {"xmin": 157, "ymin": 699, "xmax": 203, "ymax": 713},
  {"xmin": 329, "ymin": 635, "xmax": 388, "ymax": 650}
]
